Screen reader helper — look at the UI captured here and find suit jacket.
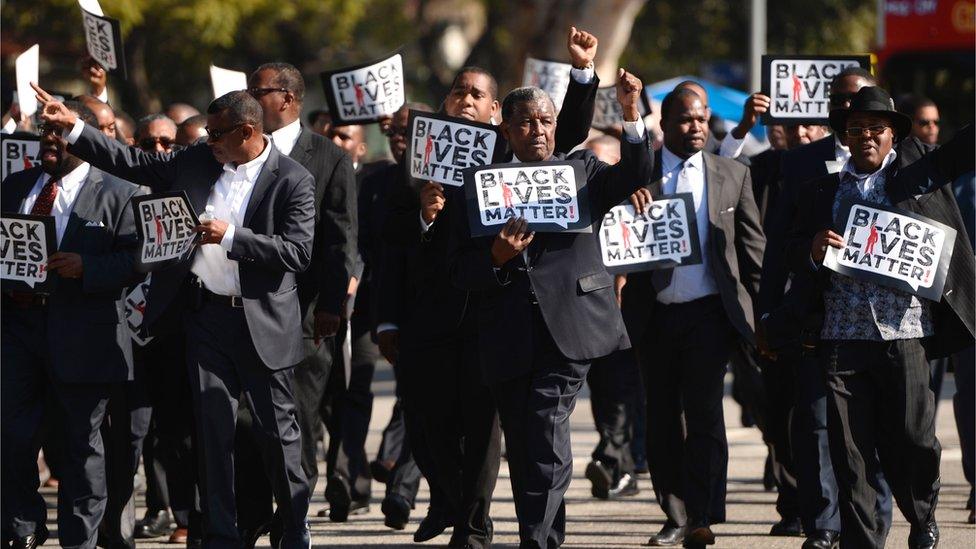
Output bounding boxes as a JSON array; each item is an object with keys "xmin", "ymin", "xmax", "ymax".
[
  {"xmin": 67, "ymin": 123, "xmax": 316, "ymax": 370},
  {"xmin": 786, "ymin": 125, "xmax": 975, "ymax": 359},
  {"xmin": 352, "ymin": 160, "xmax": 396, "ymax": 332},
  {"xmin": 448, "ymin": 135, "xmax": 654, "ymax": 384},
  {"xmin": 1, "ymin": 166, "xmax": 143, "ymax": 383},
  {"xmin": 621, "ymin": 149, "xmax": 766, "ymax": 346},
  {"xmin": 288, "ymin": 128, "xmax": 357, "ymax": 316}
]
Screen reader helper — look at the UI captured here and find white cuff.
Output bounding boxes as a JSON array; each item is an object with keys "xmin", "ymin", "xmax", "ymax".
[
  {"xmin": 376, "ymin": 322, "xmax": 398, "ymax": 334},
  {"xmin": 220, "ymin": 224, "xmax": 235, "ymax": 250},
  {"xmin": 570, "ymin": 66, "xmax": 595, "ymax": 85},
  {"xmin": 66, "ymin": 118, "xmax": 86, "ymax": 144},
  {"xmin": 718, "ymin": 132, "xmax": 745, "ymax": 159},
  {"xmin": 622, "ymin": 119, "xmax": 646, "ymax": 143},
  {"xmin": 2, "ymin": 117, "xmax": 16, "ymax": 134},
  {"xmin": 419, "ymin": 211, "xmax": 433, "ymax": 233},
  {"xmin": 96, "ymin": 88, "xmax": 109, "ymax": 104}
]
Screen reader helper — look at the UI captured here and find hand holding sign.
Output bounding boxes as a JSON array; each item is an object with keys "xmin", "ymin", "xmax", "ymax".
[
  {"xmin": 491, "ymin": 217, "xmax": 535, "ymax": 267},
  {"xmin": 567, "ymin": 26, "xmax": 598, "ymax": 68},
  {"xmin": 731, "ymin": 93, "xmax": 771, "ymax": 139},
  {"xmin": 616, "ymin": 69, "xmax": 643, "ymax": 122},
  {"xmin": 32, "ymin": 83, "xmax": 78, "ymax": 131},
  {"xmin": 811, "ymin": 229, "xmax": 844, "ymax": 263},
  {"xmin": 420, "ymin": 183, "xmax": 446, "ymax": 225},
  {"xmin": 48, "ymin": 252, "xmax": 83, "ymax": 278},
  {"xmin": 629, "ymin": 187, "xmax": 652, "ymax": 214}
]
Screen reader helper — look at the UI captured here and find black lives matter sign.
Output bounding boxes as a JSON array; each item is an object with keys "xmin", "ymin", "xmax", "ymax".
[
  {"xmin": 0, "ymin": 213, "xmax": 56, "ymax": 292},
  {"xmin": 463, "ymin": 160, "xmax": 591, "ymax": 237},
  {"xmin": 322, "ymin": 52, "xmax": 405, "ymax": 125},
  {"xmin": 407, "ymin": 111, "xmax": 505, "ymax": 187},
  {"xmin": 132, "ymin": 192, "xmax": 199, "ymax": 271},
  {"xmin": 599, "ymin": 193, "xmax": 702, "ymax": 274},
  {"xmin": 823, "ymin": 200, "xmax": 956, "ymax": 301},
  {"xmin": 1, "ymin": 134, "xmax": 40, "ymax": 181},
  {"xmin": 761, "ymin": 55, "xmax": 870, "ymax": 124},
  {"xmin": 522, "ymin": 58, "xmax": 572, "ymax": 111},
  {"xmin": 124, "ymin": 274, "xmax": 154, "ymax": 346},
  {"xmin": 591, "ymin": 85, "xmax": 651, "ymax": 130},
  {"xmin": 80, "ymin": 7, "xmax": 127, "ymax": 78}
]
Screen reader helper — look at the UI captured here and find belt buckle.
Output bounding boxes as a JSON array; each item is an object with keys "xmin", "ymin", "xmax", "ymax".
[{"xmin": 230, "ymin": 296, "xmax": 244, "ymax": 308}]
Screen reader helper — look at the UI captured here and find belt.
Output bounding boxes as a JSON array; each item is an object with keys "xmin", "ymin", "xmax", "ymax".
[{"xmin": 202, "ymin": 289, "xmax": 244, "ymax": 308}]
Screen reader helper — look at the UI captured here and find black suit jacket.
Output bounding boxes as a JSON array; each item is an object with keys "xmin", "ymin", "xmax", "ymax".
[
  {"xmin": 786, "ymin": 125, "xmax": 975, "ymax": 359},
  {"xmin": 352, "ymin": 160, "xmax": 396, "ymax": 333},
  {"xmin": 288, "ymin": 128, "xmax": 357, "ymax": 316},
  {"xmin": 448, "ymin": 134, "xmax": 654, "ymax": 384},
  {"xmin": 621, "ymin": 149, "xmax": 766, "ymax": 346},
  {"xmin": 67, "ymin": 123, "xmax": 316, "ymax": 369},
  {"xmin": 1, "ymin": 166, "xmax": 143, "ymax": 383}
]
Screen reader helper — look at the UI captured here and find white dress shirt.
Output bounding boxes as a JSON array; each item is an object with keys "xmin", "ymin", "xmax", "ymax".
[
  {"xmin": 20, "ymin": 163, "xmax": 91, "ymax": 245},
  {"xmin": 191, "ymin": 138, "xmax": 273, "ymax": 296},
  {"xmin": 270, "ymin": 119, "xmax": 302, "ymax": 157},
  {"xmin": 655, "ymin": 146, "xmax": 719, "ymax": 304}
]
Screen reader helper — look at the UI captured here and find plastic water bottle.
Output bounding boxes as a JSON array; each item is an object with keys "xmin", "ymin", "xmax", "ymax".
[{"xmin": 199, "ymin": 205, "xmax": 215, "ymax": 223}]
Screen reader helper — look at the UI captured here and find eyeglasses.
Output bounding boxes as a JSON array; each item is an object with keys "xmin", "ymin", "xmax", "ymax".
[
  {"xmin": 916, "ymin": 119, "xmax": 940, "ymax": 127},
  {"xmin": 138, "ymin": 136, "xmax": 175, "ymax": 150},
  {"xmin": 844, "ymin": 125, "xmax": 890, "ymax": 138},
  {"xmin": 205, "ymin": 124, "xmax": 245, "ymax": 141},
  {"xmin": 383, "ymin": 126, "xmax": 408, "ymax": 138},
  {"xmin": 829, "ymin": 93, "xmax": 854, "ymax": 108},
  {"xmin": 247, "ymin": 87, "xmax": 290, "ymax": 98},
  {"xmin": 38, "ymin": 124, "xmax": 61, "ymax": 137}
]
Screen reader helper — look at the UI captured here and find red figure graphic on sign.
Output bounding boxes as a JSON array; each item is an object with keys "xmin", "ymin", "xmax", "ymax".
[
  {"xmin": 353, "ymin": 83, "xmax": 365, "ymax": 107},
  {"xmin": 23, "ymin": 154, "xmax": 32, "ymax": 170},
  {"xmin": 154, "ymin": 216, "xmax": 163, "ymax": 244},
  {"xmin": 792, "ymin": 72, "xmax": 802, "ymax": 102},
  {"xmin": 424, "ymin": 135, "xmax": 434, "ymax": 165},
  {"xmin": 865, "ymin": 225, "xmax": 879, "ymax": 254},
  {"xmin": 133, "ymin": 300, "xmax": 146, "ymax": 315},
  {"xmin": 620, "ymin": 222, "xmax": 631, "ymax": 249},
  {"xmin": 501, "ymin": 178, "xmax": 513, "ymax": 209}
]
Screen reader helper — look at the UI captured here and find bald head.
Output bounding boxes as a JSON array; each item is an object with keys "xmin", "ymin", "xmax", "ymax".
[
  {"xmin": 78, "ymin": 95, "xmax": 117, "ymax": 139},
  {"xmin": 165, "ymin": 103, "xmax": 201, "ymax": 125}
]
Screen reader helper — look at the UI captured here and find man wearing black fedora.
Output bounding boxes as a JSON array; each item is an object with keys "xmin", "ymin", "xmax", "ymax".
[{"xmin": 787, "ymin": 85, "xmax": 974, "ymax": 549}]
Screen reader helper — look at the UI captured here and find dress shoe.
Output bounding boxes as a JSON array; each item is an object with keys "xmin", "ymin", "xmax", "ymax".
[
  {"xmin": 607, "ymin": 473, "xmax": 640, "ymax": 499},
  {"xmin": 370, "ymin": 459, "xmax": 395, "ymax": 484},
  {"xmin": 325, "ymin": 476, "xmax": 354, "ymax": 522},
  {"xmin": 968, "ymin": 508, "xmax": 975, "ymax": 525},
  {"xmin": 585, "ymin": 460, "xmax": 613, "ymax": 499},
  {"xmin": 381, "ymin": 494, "xmax": 412, "ymax": 530},
  {"xmin": 169, "ymin": 527, "xmax": 189, "ymax": 544},
  {"xmin": 646, "ymin": 523, "xmax": 686, "ymax": 546},
  {"xmin": 316, "ymin": 499, "xmax": 369, "ymax": 518},
  {"xmin": 12, "ymin": 527, "xmax": 48, "ymax": 549},
  {"xmin": 414, "ymin": 507, "xmax": 453, "ymax": 542},
  {"xmin": 769, "ymin": 516, "xmax": 803, "ymax": 536},
  {"xmin": 135, "ymin": 510, "xmax": 174, "ymax": 539},
  {"xmin": 801, "ymin": 530, "xmax": 839, "ymax": 549},
  {"xmin": 682, "ymin": 525, "xmax": 715, "ymax": 548},
  {"xmin": 240, "ymin": 520, "xmax": 272, "ymax": 549},
  {"xmin": 908, "ymin": 521, "xmax": 939, "ymax": 549},
  {"xmin": 277, "ymin": 520, "xmax": 310, "ymax": 549}
]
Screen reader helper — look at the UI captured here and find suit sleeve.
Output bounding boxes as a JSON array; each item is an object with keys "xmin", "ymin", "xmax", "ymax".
[
  {"xmin": 68, "ymin": 123, "xmax": 180, "ymax": 190},
  {"xmin": 785, "ymin": 181, "xmax": 821, "ymax": 276},
  {"xmin": 554, "ymin": 74, "xmax": 599, "ymax": 154},
  {"xmin": 230, "ymin": 173, "xmax": 315, "ymax": 273},
  {"xmin": 447, "ymin": 189, "xmax": 504, "ymax": 292},
  {"xmin": 81, "ymin": 185, "xmax": 146, "ymax": 294},
  {"xmin": 931, "ymin": 124, "xmax": 975, "ymax": 185},
  {"xmin": 373, "ymin": 183, "xmax": 416, "ymax": 328},
  {"xmin": 733, "ymin": 165, "xmax": 765, "ymax": 303},
  {"xmin": 587, "ymin": 133, "xmax": 655, "ymax": 215},
  {"xmin": 314, "ymin": 152, "xmax": 358, "ymax": 314}
]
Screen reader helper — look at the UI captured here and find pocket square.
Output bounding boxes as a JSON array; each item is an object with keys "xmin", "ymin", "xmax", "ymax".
[
  {"xmin": 723, "ymin": 206, "xmax": 735, "ymax": 213},
  {"xmin": 85, "ymin": 220, "xmax": 105, "ymax": 227}
]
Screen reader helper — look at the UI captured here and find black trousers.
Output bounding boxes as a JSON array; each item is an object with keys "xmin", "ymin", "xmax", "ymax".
[
  {"xmin": 759, "ymin": 352, "xmax": 800, "ymax": 522},
  {"xmin": 640, "ymin": 296, "xmax": 734, "ymax": 528},
  {"xmin": 587, "ymin": 349, "xmax": 638, "ymax": 481},
  {"xmin": 953, "ymin": 345, "xmax": 975, "ymax": 507},
  {"xmin": 411, "ymin": 323, "xmax": 500, "ymax": 547},
  {"xmin": 820, "ymin": 339, "xmax": 940, "ymax": 549},
  {"xmin": 185, "ymin": 301, "xmax": 309, "ymax": 549},
  {"xmin": 374, "ymin": 398, "xmax": 423, "ymax": 505},
  {"xmin": 492, "ymin": 306, "xmax": 589, "ymax": 549}
]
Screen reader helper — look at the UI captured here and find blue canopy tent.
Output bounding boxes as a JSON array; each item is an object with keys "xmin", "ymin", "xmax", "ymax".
[{"xmin": 643, "ymin": 75, "xmax": 766, "ymax": 141}]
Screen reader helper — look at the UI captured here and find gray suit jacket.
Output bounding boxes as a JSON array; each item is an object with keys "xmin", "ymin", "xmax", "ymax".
[
  {"xmin": 622, "ymin": 150, "xmax": 766, "ymax": 345},
  {"xmin": 67, "ymin": 123, "xmax": 316, "ymax": 369},
  {"xmin": 1, "ymin": 166, "xmax": 143, "ymax": 383}
]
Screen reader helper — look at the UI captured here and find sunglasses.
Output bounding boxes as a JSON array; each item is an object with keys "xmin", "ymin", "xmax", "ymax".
[
  {"xmin": 844, "ymin": 125, "xmax": 890, "ymax": 138},
  {"xmin": 205, "ymin": 124, "xmax": 245, "ymax": 141},
  {"xmin": 138, "ymin": 136, "xmax": 175, "ymax": 150},
  {"xmin": 247, "ymin": 87, "xmax": 290, "ymax": 98},
  {"xmin": 38, "ymin": 124, "xmax": 62, "ymax": 137},
  {"xmin": 916, "ymin": 119, "xmax": 940, "ymax": 127},
  {"xmin": 384, "ymin": 126, "xmax": 408, "ymax": 138}
]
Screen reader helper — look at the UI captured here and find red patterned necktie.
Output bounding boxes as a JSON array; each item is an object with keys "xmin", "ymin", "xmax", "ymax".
[{"xmin": 30, "ymin": 176, "xmax": 59, "ymax": 216}]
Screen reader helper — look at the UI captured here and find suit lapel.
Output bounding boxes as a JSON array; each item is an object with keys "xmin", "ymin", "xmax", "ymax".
[
  {"xmin": 703, "ymin": 153, "xmax": 725, "ymax": 227},
  {"xmin": 243, "ymin": 146, "xmax": 280, "ymax": 227},
  {"xmin": 3, "ymin": 168, "xmax": 42, "ymax": 213},
  {"xmin": 288, "ymin": 128, "xmax": 313, "ymax": 166},
  {"xmin": 60, "ymin": 168, "xmax": 103, "ymax": 249},
  {"xmin": 647, "ymin": 150, "xmax": 663, "ymax": 196}
]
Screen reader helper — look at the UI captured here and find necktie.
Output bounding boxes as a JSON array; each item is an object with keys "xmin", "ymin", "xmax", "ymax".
[
  {"xmin": 30, "ymin": 176, "xmax": 59, "ymax": 216},
  {"xmin": 652, "ymin": 161, "xmax": 689, "ymax": 292}
]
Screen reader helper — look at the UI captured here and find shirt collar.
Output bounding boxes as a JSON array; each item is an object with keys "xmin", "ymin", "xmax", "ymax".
[
  {"xmin": 662, "ymin": 146, "xmax": 702, "ymax": 174},
  {"xmin": 45, "ymin": 162, "xmax": 91, "ymax": 191},
  {"xmin": 224, "ymin": 136, "xmax": 273, "ymax": 180},
  {"xmin": 840, "ymin": 148, "xmax": 898, "ymax": 181},
  {"xmin": 270, "ymin": 119, "xmax": 302, "ymax": 155}
]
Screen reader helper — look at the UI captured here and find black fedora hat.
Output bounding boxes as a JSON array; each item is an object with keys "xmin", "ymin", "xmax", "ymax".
[{"xmin": 828, "ymin": 86, "xmax": 913, "ymax": 142}]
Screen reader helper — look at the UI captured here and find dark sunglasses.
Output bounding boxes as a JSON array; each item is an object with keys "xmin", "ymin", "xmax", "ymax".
[
  {"xmin": 138, "ymin": 136, "xmax": 175, "ymax": 150},
  {"xmin": 247, "ymin": 87, "xmax": 290, "ymax": 98},
  {"xmin": 829, "ymin": 92, "xmax": 854, "ymax": 107},
  {"xmin": 38, "ymin": 124, "xmax": 62, "ymax": 137},
  {"xmin": 205, "ymin": 124, "xmax": 245, "ymax": 141},
  {"xmin": 844, "ymin": 125, "xmax": 890, "ymax": 138},
  {"xmin": 916, "ymin": 118, "xmax": 940, "ymax": 127},
  {"xmin": 384, "ymin": 126, "xmax": 408, "ymax": 138}
]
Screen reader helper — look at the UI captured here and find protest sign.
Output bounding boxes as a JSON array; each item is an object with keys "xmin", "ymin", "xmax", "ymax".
[
  {"xmin": 321, "ymin": 51, "xmax": 405, "ymax": 125},
  {"xmin": 0, "ymin": 213, "xmax": 57, "ymax": 292},
  {"xmin": 761, "ymin": 55, "xmax": 870, "ymax": 124},
  {"xmin": 210, "ymin": 65, "xmax": 248, "ymax": 99},
  {"xmin": 599, "ymin": 193, "xmax": 702, "ymax": 274},
  {"xmin": 78, "ymin": 0, "xmax": 127, "ymax": 78},
  {"xmin": 1, "ymin": 134, "xmax": 40, "ymax": 181},
  {"xmin": 15, "ymin": 44, "xmax": 39, "ymax": 118},
  {"xmin": 124, "ymin": 274, "xmax": 154, "ymax": 346},
  {"xmin": 131, "ymin": 191, "xmax": 200, "ymax": 271},
  {"xmin": 463, "ymin": 160, "xmax": 590, "ymax": 237},
  {"xmin": 823, "ymin": 199, "xmax": 956, "ymax": 301},
  {"xmin": 407, "ymin": 111, "xmax": 505, "ymax": 187},
  {"xmin": 591, "ymin": 84, "xmax": 651, "ymax": 130},
  {"xmin": 522, "ymin": 57, "xmax": 573, "ymax": 111}
]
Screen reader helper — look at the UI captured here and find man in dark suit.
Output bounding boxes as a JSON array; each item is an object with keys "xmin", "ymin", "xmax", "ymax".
[
  {"xmin": 1, "ymin": 101, "xmax": 144, "ymax": 549},
  {"xmin": 35, "ymin": 85, "xmax": 316, "ymax": 549},
  {"xmin": 448, "ymin": 69, "xmax": 650, "ymax": 548},
  {"xmin": 787, "ymin": 87, "xmax": 974, "ymax": 549},
  {"xmin": 621, "ymin": 88, "xmax": 765, "ymax": 548},
  {"xmin": 232, "ymin": 61, "xmax": 357, "ymax": 545}
]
